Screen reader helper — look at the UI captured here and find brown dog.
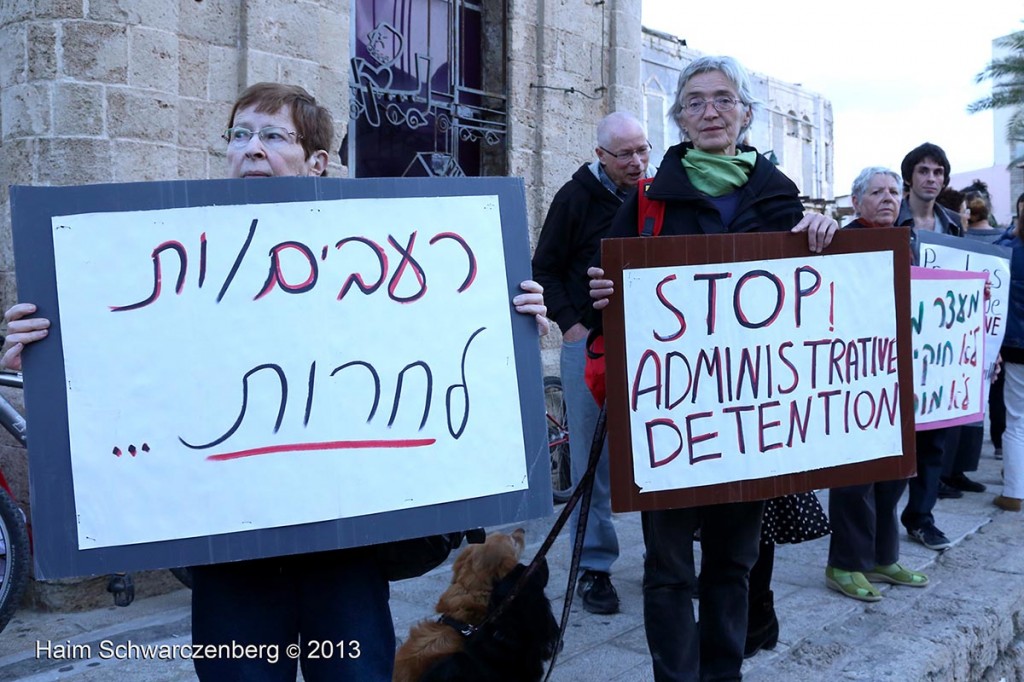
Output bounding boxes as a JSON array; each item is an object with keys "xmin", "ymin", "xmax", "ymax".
[{"xmin": 392, "ymin": 528, "xmax": 526, "ymax": 682}]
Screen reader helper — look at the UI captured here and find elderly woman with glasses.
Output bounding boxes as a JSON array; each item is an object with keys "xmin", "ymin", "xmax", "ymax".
[
  {"xmin": 823, "ymin": 167, "xmax": 929, "ymax": 603},
  {"xmin": 2, "ymin": 82, "xmax": 550, "ymax": 682},
  {"xmin": 588, "ymin": 55, "xmax": 838, "ymax": 681}
]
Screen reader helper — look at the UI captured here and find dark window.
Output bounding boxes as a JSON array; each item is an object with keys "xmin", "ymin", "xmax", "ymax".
[{"xmin": 349, "ymin": 0, "xmax": 508, "ymax": 178}]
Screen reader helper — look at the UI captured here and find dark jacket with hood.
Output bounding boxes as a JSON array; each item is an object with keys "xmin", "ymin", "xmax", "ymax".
[{"xmin": 532, "ymin": 163, "xmax": 624, "ymax": 334}]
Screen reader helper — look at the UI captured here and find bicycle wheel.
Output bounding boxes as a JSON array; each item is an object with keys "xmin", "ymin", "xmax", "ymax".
[
  {"xmin": 0, "ymin": 487, "xmax": 30, "ymax": 634},
  {"xmin": 544, "ymin": 375, "xmax": 573, "ymax": 504}
]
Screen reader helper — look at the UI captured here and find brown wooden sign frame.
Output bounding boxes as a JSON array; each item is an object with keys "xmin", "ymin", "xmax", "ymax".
[{"xmin": 601, "ymin": 229, "xmax": 916, "ymax": 512}]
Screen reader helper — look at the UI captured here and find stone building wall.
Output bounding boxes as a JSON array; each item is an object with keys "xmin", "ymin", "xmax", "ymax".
[
  {"xmin": 0, "ymin": 0, "xmax": 351, "ymax": 319},
  {"xmin": 0, "ymin": 0, "xmax": 641, "ymax": 601}
]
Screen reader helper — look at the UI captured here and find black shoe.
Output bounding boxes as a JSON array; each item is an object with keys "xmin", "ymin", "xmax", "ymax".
[
  {"xmin": 744, "ymin": 590, "xmax": 778, "ymax": 658},
  {"xmin": 577, "ymin": 570, "xmax": 620, "ymax": 614},
  {"xmin": 907, "ymin": 524, "xmax": 952, "ymax": 551},
  {"xmin": 943, "ymin": 473, "xmax": 987, "ymax": 493},
  {"xmin": 937, "ymin": 481, "xmax": 963, "ymax": 499}
]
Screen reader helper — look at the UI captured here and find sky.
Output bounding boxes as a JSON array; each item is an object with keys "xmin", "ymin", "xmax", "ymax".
[{"xmin": 641, "ymin": 0, "xmax": 1023, "ymax": 194}]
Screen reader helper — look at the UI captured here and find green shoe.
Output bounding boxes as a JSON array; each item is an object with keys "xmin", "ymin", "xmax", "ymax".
[
  {"xmin": 864, "ymin": 563, "xmax": 929, "ymax": 587},
  {"xmin": 825, "ymin": 566, "xmax": 882, "ymax": 602}
]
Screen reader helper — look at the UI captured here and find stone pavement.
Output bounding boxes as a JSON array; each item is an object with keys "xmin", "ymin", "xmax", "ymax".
[{"xmin": 1, "ymin": 441, "xmax": 1023, "ymax": 681}]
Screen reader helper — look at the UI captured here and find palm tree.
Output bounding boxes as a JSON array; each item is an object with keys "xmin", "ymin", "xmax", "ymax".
[{"xmin": 969, "ymin": 25, "xmax": 1024, "ymax": 164}]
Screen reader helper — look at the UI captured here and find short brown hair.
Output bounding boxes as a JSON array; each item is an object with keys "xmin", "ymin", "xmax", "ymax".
[{"xmin": 227, "ymin": 83, "xmax": 334, "ymax": 175}]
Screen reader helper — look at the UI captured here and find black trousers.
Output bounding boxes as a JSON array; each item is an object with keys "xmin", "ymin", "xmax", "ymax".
[
  {"xmin": 191, "ymin": 549, "xmax": 394, "ymax": 682},
  {"xmin": 642, "ymin": 500, "xmax": 763, "ymax": 682},
  {"xmin": 829, "ymin": 479, "xmax": 907, "ymax": 571}
]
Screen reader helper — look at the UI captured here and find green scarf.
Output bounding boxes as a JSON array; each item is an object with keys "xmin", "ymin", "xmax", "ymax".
[{"xmin": 681, "ymin": 148, "xmax": 757, "ymax": 197}]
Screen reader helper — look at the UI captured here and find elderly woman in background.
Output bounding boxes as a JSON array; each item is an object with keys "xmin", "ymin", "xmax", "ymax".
[
  {"xmin": 825, "ymin": 167, "xmax": 929, "ymax": 601},
  {"xmin": 589, "ymin": 55, "xmax": 838, "ymax": 681}
]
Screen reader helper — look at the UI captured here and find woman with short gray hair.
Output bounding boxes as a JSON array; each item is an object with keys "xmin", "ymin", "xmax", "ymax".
[{"xmin": 589, "ymin": 54, "xmax": 839, "ymax": 681}]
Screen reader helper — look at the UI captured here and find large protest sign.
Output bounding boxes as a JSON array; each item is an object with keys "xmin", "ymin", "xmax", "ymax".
[
  {"xmin": 11, "ymin": 176, "xmax": 550, "ymax": 579},
  {"xmin": 601, "ymin": 229, "xmax": 915, "ymax": 512},
  {"xmin": 917, "ymin": 230, "xmax": 1009, "ymax": 406},
  {"xmin": 909, "ymin": 266, "xmax": 987, "ymax": 430}
]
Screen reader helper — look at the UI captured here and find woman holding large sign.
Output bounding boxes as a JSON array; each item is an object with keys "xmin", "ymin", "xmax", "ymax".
[
  {"xmin": 2, "ymin": 82, "xmax": 550, "ymax": 682},
  {"xmin": 825, "ymin": 167, "xmax": 929, "ymax": 601},
  {"xmin": 589, "ymin": 55, "xmax": 838, "ymax": 681}
]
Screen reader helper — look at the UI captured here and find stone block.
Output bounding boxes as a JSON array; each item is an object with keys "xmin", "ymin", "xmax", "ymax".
[
  {"xmin": 207, "ymin": 147, "xmax": 228, "ymax": 178},
  {"xmin": 0, "ymin": 138, "xmax": 37, "ymax": 190},
  {"xmin": 0, "ymin": 1, "xmax": 33, "ymax": 25},
  {"xmin": 316, "ymin": 64, "xmax": 347, "ymax": 134},
  {"xmin": 178, "ymin": 0, "xmax": 239, "ymax": 47},
  {"xmin": 207, "ymin": 44, "xmax": 240, "ymax": 102},
  {"xmin": 111, "ymin": 140, "xmax": 178, "ymax": 182},
  {"xmin": 178, "ymin": 96, "xmax": 231, "ymax": 155},
  {"xmin": 38, "ymin": 137, "xmax": 113, "ymax": 185},
  {"xmin": 27, "ymin": 22, "xmax": 57, "ymax": 81},
  {"xmin": 0, "ymin": 272, "xmax": 16, "ymax": 328},
  {"xmin": 0, "ymin": 23, "xmax": 26, "ymax": 88},
  {"xmin": 178, "ymin": 38, "xmax": 209, "ymax": 99},
  {"xmin": 107, "ymin": 87, "xmax": 178, "ymax": 141},
  {"xmin": 177, "ymin": 147, "xmax": 208, "ymax": 179},
  {"xmin": 243, "ymin": 48, "xmax": 279, "ymax": 86},
  {"xmin": 53, "ymin": 81, "xmax": 104, "ymax": 136},
  {"xmin": 277, "ymin": 56, "xmax": 320, "ymax": 96},
  {"xmin": 316, "ymin": 6, "xmax": 347, "ymax": 74},
  {"xmin": 32, "ymin": 0, "xmax": 84, "ymax": 20},
  {"xmin": 87, "ymin": 0, "xmax": 178, "ymax": 31},
  {"xmin": 61, "ymin": 21, "xmax": 128, "ymax": 83},
  {"xmin": 321, "ymin": 0, "xmax": 346, "ymax": 15},
  {"xmin": 244, "ymin": 0, "xmax": 319, "ymax": 63},
  {"xmin": 1, "ymin": 82, "xmax": 52, "ymax": 139},
  {"xmin": 129, "ymin": 26, "xmax": 179, "ymax": 93}
]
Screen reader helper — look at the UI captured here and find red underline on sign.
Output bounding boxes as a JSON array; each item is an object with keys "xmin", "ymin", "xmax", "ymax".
[{"xmin": 205, "ymin": 439, "xmax": 437, "ymax": 462}]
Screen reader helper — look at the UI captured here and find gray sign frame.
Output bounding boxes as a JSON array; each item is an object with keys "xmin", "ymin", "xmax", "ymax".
[{"xmin": 10, "ymin": 176, "xmax": 551, "ymax": 579}]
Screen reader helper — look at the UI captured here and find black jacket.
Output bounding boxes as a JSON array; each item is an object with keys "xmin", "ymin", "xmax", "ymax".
[
  {"xmin": 606, "ymin": 142, "xmax": 804, "ymax": 240},
  {"xmin": 532, "ymin": 164, "xmax": 623, "ymax": 334}
]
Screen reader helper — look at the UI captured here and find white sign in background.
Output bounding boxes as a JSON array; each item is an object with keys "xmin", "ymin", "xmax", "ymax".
[
  {"xmin": 622, "ymin": 251, "xmax": 903, "ymax": 494},
  {"xmin": 909, "ymin": 268, "xmax": 987, "ymax": 429},
  {"xmin": 52, "ymin": 195, "xmax": 526, "ymax": 549},
  {"xmin": 918, "ymin": 241, "xmax": 1009, "ymax": 393}
]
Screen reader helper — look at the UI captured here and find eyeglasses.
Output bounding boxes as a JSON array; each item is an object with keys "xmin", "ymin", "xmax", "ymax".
[
  {"xmin": 599, "ymin": 142, "xmax": 652, "ymax": 161},
  {"xmin": 682, "ymin": 97, "xmax": 742, "ymax": 116},
  {"xmin": 223, "ymin": 126, "xmax": 301, "ymax": 147}
]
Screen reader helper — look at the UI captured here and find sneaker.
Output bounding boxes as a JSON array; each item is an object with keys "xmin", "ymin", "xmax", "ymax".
[
  {"xmin": 943, "ymin": 473, "xmax": 986, "ymax": 493},
  {"xmin": 994, "ymin": 447, "xmax": 1003, "ymax": 460},
  {"xmin": 907, "ymin": 525, "xmax": 952, "ymax": 551},
  {"xmin": 937, "ymin": 481, "xmax": 963, "ymax": 499},
  {"xmin": 577, "ymin": 570, "xmax": 620, "ymax": 614}
]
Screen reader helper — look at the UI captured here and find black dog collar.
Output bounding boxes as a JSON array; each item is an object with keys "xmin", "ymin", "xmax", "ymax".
[{"xmin": 438, "ymin": 614, "xmax": 476, "ymax": 638}]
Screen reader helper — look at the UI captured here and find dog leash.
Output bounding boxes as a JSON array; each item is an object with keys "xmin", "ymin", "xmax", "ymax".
[{"xmin": 472, "ymin": 402, "xmax": 606, "ymax": 680}]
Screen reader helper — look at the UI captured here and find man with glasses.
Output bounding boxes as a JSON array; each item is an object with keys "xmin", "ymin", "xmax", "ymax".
[{"xmin": 532, "ymin": 111, "xmax": 650, "ymax": 614}]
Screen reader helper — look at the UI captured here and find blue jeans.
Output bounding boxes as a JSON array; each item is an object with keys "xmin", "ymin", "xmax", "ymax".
[
  {"xmin": 901, "ymin": 428, "xmax": 950, "ymax": 531},
  {"xmin": 191, "ymin": 549, "xmax": 394, "ymax": 681},
  {"xmin": 561, "ymin": 337, "xmax": 618, "ymax": 573}
]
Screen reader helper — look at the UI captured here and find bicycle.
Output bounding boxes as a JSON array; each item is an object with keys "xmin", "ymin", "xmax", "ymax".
[
  {"xmin": 544, "ymin": 375, "xmax": 572, "ymax": 504},
  {"xmin": 0, "ymin": 371, "xmax": 31, "ymax": 634}
]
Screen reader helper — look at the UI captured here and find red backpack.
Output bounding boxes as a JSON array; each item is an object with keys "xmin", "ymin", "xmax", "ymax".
[{"xmin": 584, "ymin": 178, "xmax": 664, "ymax": 404}]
